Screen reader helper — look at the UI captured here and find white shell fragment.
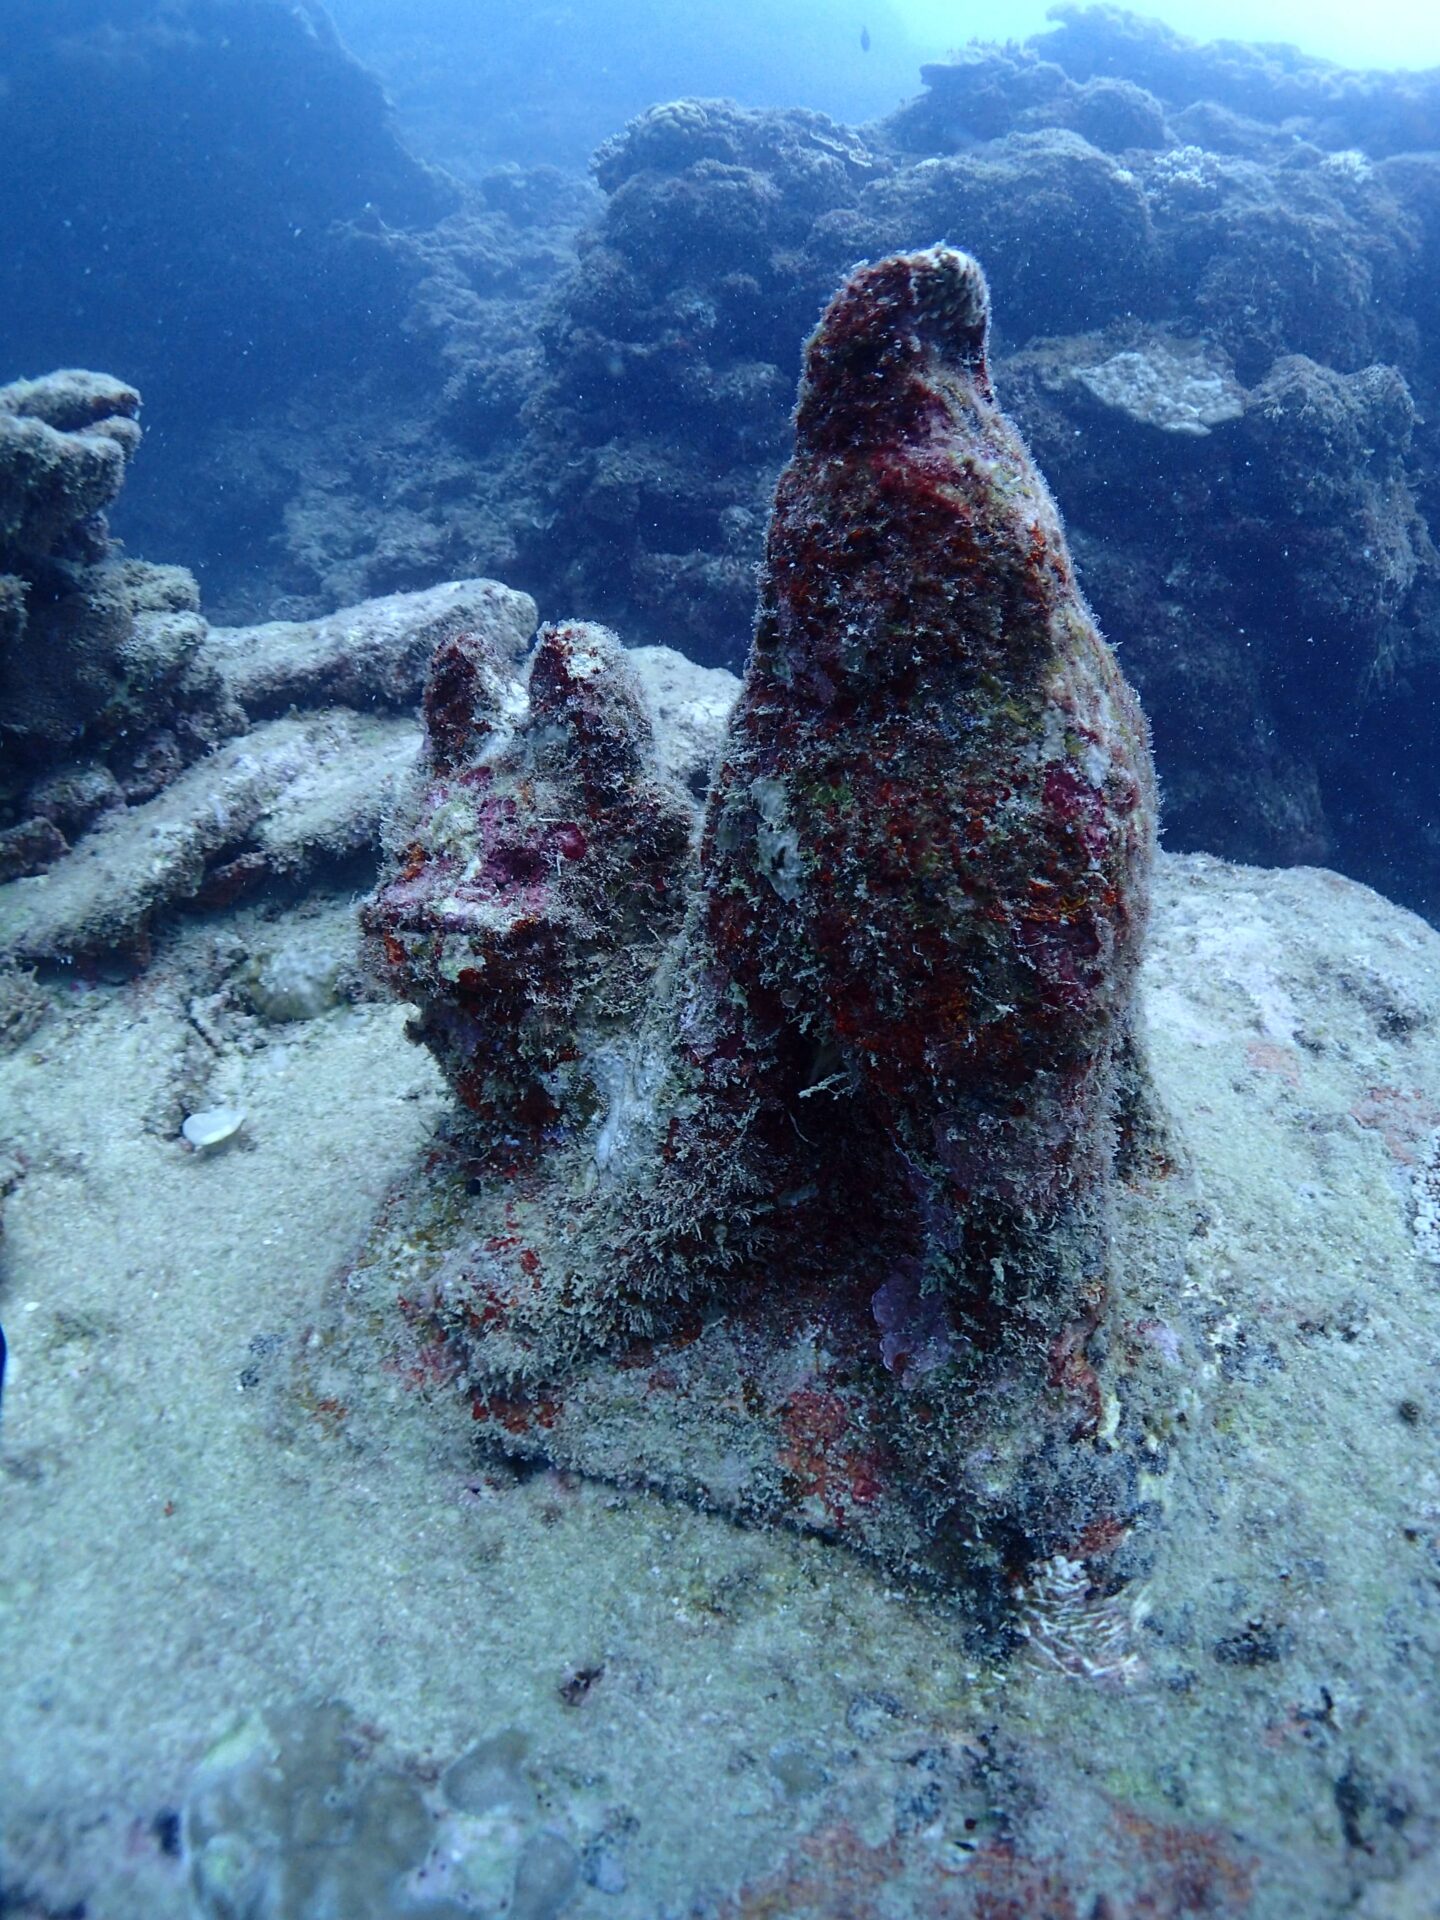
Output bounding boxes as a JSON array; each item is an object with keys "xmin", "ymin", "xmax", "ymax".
[{"xmin": 181, "ymin": 1106, "xmax": 246, "ymax": 1153}]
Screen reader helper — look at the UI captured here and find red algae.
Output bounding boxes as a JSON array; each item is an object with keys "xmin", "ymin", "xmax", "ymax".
[
  {"xmin": 362, "ymin": 617, "xmax": 693, "ymax": 1152},
  {"xmin": 688, "ymin": 245, "xmax": 1156, "ymax": 1335},
  {"xmin": 363, "ymin": 249, "xmax": 1171, "ymax": 1605}
]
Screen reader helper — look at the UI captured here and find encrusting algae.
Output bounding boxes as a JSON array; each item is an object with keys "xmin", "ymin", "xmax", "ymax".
[{"xmin": 361, "ymin": 247, "xmax": 1172, "ymax": 1615}]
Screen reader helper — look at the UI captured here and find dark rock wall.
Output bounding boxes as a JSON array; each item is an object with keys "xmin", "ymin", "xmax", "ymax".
[
  {"xmin": 0, "ymin": 0, "xmax": 592, "ymax": 623},
  {"xmin": 0, "ymin": 0, "xmax": 454, "ymax": 409}
]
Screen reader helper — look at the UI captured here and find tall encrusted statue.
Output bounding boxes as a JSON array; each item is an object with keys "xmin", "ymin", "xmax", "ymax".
[{"xmin": 363, "ymin": 248, "xmax": 1169, "ymax": 1609}]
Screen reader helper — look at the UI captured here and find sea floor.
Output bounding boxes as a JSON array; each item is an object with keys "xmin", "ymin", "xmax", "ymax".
[{"xmin": 2, "ymin": 853, "xmax": 1438, "ymax": 1919}]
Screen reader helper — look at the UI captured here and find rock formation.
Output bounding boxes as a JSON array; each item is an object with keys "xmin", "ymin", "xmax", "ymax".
[{"xmin": 362, "ymin": 249, "xmax": 1170, "ymax": 1607}]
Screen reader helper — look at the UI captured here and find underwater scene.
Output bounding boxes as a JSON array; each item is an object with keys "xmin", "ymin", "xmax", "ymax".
[{"xmin": 2, "ymin": 2, "xmax": 1440, "ymax": 1915}]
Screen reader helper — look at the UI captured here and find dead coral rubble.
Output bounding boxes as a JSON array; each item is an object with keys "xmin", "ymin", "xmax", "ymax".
[
  {"xmin": 363, "ymin": 249, "xmax": 1172, "ymax": 1609},
  {"xmin": 0, "ymin": 563, "xmax": 732, "ymax": 971},
  {"xmin": 0, "ymin": 578, "xmax": 538, "ymax": 967}
]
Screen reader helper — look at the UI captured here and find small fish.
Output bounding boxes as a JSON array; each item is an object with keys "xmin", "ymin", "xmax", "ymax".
[{"xmin": 861, "ymin": 24, "xmax": 871, "ymax": 52}]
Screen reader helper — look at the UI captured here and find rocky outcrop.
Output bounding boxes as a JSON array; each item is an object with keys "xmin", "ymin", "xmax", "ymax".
[
  {"xmin": 0, "ymin": 573, "xmax": 733, "ymax": 968},
  {"xmin": 361, "ymin": 250, "xmax": 1165, "ymax": 1605}
]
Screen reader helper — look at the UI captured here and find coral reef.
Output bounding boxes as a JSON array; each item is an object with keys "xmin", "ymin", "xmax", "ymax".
[
  {"xmin": 363, "ymin": 249, "xmax": 1167, "ymax": 1604},
  {"xmin": 511, "ymin": 22, "xmax": 1440, "ymax": 919},
  {"xmin": 524, "ymin": 99, "xmax": 884, "ymax": 663},
  {"xmin": 1032, "ymin": 2, "xmax": 1440, "ymax": 158},
  {"xmin": 0, "ymin": 370, "xmax": 233, "ymax": 871},
  {"xmin": 13, "ymin": 6, "xmax": 1435, "ymax": 919}
]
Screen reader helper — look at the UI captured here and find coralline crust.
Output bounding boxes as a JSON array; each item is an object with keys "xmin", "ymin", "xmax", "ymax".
[{"xmin": 362, "ymin": 248, "xmax": 1171, "ymax": 1608}]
